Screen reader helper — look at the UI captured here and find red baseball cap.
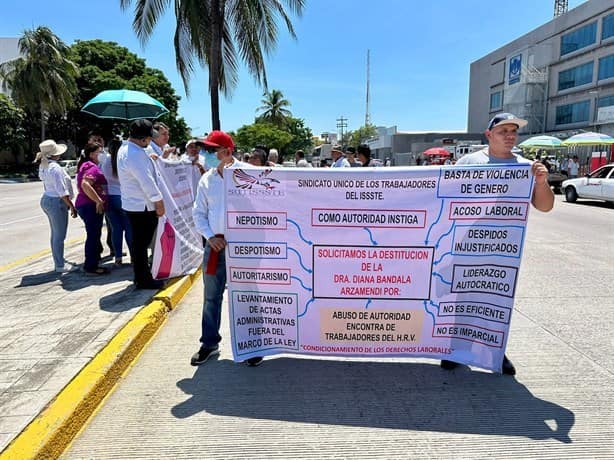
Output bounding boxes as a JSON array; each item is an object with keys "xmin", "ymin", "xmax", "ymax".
[{"xmin": 203, "ymin": 130, "xmax": 234, "ymax": 150}]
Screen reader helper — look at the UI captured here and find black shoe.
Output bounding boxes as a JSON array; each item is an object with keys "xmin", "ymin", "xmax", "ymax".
[
  {"xmin": 245, "ymin": 356, "xmax": 263, "ymax": 367},
  {"xmin": 190, "ymin": 346, "xmax": 220, "ymax": 366},
  {"xmin": 440, "ymin": 359, "xmax": 460, "ymax": 370},
  {"xmin": 135, "ymin": 280, "xmax": 165, "ymax": 290},
  {"xmin": 84, "ymin": 267, "xmax": 111, "ymax": 276},
  {"xmin": 502, "ymin": 355, "xmax": 516, "ymax": 375}
]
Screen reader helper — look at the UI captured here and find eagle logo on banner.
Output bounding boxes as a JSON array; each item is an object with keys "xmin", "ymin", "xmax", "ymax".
[{"xmin": 232, "ymin": 168, "xmax": 280, "ymax": 190}]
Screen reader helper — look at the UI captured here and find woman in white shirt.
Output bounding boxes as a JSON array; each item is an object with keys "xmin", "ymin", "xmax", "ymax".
[
  {"xmin": 36, "ymin": 140, "xmax": 77, "ymax": 272},
  {"xmin": 101, "ymin": 137, "xmax": 133, "ymax": 267}
]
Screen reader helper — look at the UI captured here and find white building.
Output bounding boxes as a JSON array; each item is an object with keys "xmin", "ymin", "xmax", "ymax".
[
  {"xmin": 0, "ymin": 38, "xmax": 20, "ymax": 95},
  {"xmin": 468, "ymin": 0, "xmax": 614, "ymax": 138},
  {"xmin": 365, "ymin": 126, "xmax": 484, "ymax": 165}
]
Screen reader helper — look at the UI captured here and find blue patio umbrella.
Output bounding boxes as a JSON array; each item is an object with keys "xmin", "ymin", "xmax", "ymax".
[
  {"xmin": 562, "ymin": 132, "xmax": 614, "ymax": 145},
  {"xmin": 81, "ymin": 89, "xmax": 169, "ymax": 120},
  {"xmin": 518, "ymin": 135, "xmax": 563, "ymax": 148}
]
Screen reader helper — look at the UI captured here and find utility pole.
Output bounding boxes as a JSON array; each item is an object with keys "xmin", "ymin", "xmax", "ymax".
[
  {"xmin": 365, "ymin": 49, "xmax": 371, "ymax": 127},
  {"xmin": 336, "ymin": 116, "xmax": 348, "ymax": 144}
]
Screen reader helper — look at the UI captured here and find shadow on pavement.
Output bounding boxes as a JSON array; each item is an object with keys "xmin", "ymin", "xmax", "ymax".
[
  {"xmin": 99, "ymin": 285, "xmax": 150, "ymax": 312},
  {"xmin": 172, "ymin": 358, "xmax": 574, "ymax": 444},
  {"xmin": 16, "ymin": 270, "xmax": 62, "ymax": 286},
  {"xmin": 562, "ymin": 200, "xmax": 614, "ymax": 209}
]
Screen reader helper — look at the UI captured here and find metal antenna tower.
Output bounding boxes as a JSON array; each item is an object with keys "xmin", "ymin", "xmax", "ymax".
[
  {"xmin": 554, "ymin": 0, "xmax": 568, "ymax": 18},
  {"xmin": 365, "ymin": 49, "xmax": 371, "ymax": 126},
  {"xmin": 336, "ymin": 116, "xmax": 348, "ymax": 143}
]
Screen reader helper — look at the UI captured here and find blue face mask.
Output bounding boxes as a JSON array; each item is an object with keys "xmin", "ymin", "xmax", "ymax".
[{"xmin": 203, "ymin": 151, "xmax": 221, "ymax": 169}]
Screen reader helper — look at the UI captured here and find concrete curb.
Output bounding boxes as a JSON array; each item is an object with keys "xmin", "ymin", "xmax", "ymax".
[{"xmin": 0, "ymin": 268, "xmax": 202, "ymax": 460}]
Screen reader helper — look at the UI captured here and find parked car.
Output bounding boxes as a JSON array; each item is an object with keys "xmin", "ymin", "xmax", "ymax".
[
  {"xmin": 58, "ymin": 160, "xmax": 78, "ymax": 177},
  {"xmin": 548, "ymin": 170, "xmax": 568, "ymax": 194},
  {"xmin": 562, "ymin": 163, "xmax": 614, "ymax": 204}
]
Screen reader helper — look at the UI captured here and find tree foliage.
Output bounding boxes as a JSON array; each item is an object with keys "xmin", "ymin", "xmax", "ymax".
[
  {"xmin": 0, "ymin": 94, "xmax": 27, "ymax": 158},
  {"xmin": 345, "ymin": 124, "xmax": 378, "ymax": 148},
  {"xmin": 234, "ymin": 123, "xmax": 293, "ymax": 155},
  {"xmin": 282, "ymin": 117, "xmax": 312, "ymax": 155},
  {"xmin": 256, "ymin": 89, "xmax": 292, "ymax": 127},
  {"xmin": 120, "ymin": 0, "xmax": 305, "ymax": 130},
  {"xmin": 0, "ymin": 26, "xmax": 79, "ymax": 140},
  {"xmin": 234, "ymin": 116, "xmax": 312, "ymax": 160}
]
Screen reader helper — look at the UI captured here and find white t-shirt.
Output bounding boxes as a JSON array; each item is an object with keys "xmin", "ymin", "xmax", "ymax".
[{"xmin": 456, "ymin": 149, "xmax": 532, "ymax": 165}]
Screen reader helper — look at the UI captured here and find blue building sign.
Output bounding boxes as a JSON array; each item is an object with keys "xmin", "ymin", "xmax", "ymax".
[{"xmin": 509, "ymin": 54, "xmax": 522, "ymax": 84}]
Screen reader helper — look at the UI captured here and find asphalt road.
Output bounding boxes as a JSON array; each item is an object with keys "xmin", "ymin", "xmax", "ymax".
[{"xmin": 0, "ymin": 181, "xmax": 85, "ymax": 268}]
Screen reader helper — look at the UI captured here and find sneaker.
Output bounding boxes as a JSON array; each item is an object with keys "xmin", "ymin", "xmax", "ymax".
[
  {"xmin": 190, "ymin": 346, "xmax": 220, "ymax": 366},
  {"xmin": 245, "ymin": 356, "xmax": 263, "ymax": 367},
  {"xmin": 55, "ymin": 266, "xmax": 70, "ymax": 273},
  {"xmin": 502, "ymin": 355, "xmax": 516, "ymax": 375},
  {"xmin": 440, "ymin": 359, "xmax": 460, "ymax": 370}
]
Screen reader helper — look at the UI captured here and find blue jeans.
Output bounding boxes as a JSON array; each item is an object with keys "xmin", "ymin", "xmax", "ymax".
[
  {"xmin": 200, "ymin": 244, "xmax": 226, "ymax": 347},
  {"xmin": 106, "ymin": 195, "xmax": 133, "ymax": 259},
  {"xmin": 77, "ymin": 203, "xmax": 104, "ymax": 271},
  {"xmin": 40, "ymin": 195, "xmax": 69, "ymax": 269}
]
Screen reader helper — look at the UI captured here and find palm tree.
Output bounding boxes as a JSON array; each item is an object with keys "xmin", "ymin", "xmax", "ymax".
[
  {"xmin": 0, "ymin": 26, "xmax": 79, "ymax": 140},
  {"xmin": 120, "ymin": 0, "xmax": 304, "ymax": 131},
  {"xmin": 257, "ymin": 89, "xmax": 292, "ymax": 126}
]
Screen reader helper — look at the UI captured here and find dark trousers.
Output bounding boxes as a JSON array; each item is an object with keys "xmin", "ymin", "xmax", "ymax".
[
  {"xmin": 126, "ymin": 210, "xmax": 158, "ymax": 286},
  {"xmin": 76, "ymin": 203, "xmax": 104, "ymax": 272}
]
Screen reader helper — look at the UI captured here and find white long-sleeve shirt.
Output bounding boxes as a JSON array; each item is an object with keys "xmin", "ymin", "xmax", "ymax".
[
  {"xmin": 332, "ymin": 157, "xmax": 351, "ymax": 168},
  {"xmin": 193, "ymin": 160, "xmax": 247, "ymax": 239},
  {"xmin": 117, "ymin": 140, "xmax": 163, "ymax": 211}
]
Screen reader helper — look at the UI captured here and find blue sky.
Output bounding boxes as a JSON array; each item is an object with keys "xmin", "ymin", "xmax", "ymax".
[{"xmin": 1, "ymin": 0, "xmax": 586, "ymax": 137}]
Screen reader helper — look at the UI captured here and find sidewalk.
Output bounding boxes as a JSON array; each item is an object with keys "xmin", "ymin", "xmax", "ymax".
[{"xmin": 0, "ymin": 240, "xmax": 198, "ymax": 457}]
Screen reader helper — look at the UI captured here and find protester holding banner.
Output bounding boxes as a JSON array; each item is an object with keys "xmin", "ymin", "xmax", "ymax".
[
  {"xmin": 441, "ymin": 112, "xmax": 554, "ymax": 375},
  {"xmin": 190, "ymin": 130, "xmax": 263, "ymax": 367},
  {"xmin": 117, "ymin": 119, "xmax": 166, "ymax": 290}
]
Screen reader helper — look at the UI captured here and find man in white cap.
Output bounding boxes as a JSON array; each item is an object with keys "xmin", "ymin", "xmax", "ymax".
[
  {"xmin": 181, "ymin": 139, "xmax": 206, "ymax": 175},
  {"xmin": 441, "ymin": 112, "xmax": 554, "ymax": 376}
]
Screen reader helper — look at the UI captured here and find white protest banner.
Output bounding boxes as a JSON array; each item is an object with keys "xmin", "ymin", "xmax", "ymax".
[
  {"xmin": 151, "ymin": 158, "xmax": 203, "ymax": 279},
  {"xmin": 224, "ymin": 165, "xmax": 534, "ymax": 372}
]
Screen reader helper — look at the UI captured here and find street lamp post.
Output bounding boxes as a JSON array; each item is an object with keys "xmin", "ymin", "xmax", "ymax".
[{"xmin": 589, "ymin": 90, "xmax": 600, "ymax": 132}]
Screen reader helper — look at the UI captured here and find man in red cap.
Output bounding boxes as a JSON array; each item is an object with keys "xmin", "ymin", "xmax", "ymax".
[{"xmin": 191, "ymin": 131, "xmax": 263, "ymax": 367}]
